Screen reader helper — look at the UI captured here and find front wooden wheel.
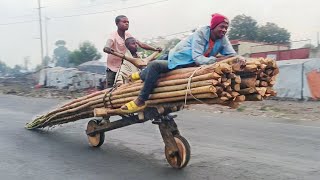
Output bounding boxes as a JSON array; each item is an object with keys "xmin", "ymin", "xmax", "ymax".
[
  {"xmin": 86, "ymin": 120, "xmax": 105, "ymax": 147},
  {"xmin": 165, "ymin": 135, "xmax": 190, "ymax": 169}
]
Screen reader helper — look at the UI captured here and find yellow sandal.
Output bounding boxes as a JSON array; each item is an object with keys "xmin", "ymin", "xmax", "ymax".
[
  {"xmin": 131, "ymin": 72, "xmax": 141, "ymax": 81},
  {"xmin": 120, "ymin": 101, "xmax": 146, "ymax": 114}
]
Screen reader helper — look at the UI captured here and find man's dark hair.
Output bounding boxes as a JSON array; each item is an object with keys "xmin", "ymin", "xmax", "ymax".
[
  {"xmin": 115, "ymin": 15, "xmax": 127, "ymax": 24},
  {"xmin": 125, "ymin": 37, "xmax": 136, "ymax": 48}
]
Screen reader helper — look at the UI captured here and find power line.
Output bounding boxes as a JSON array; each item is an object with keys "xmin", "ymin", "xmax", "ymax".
[
  {"xmin": 50, "ymin": 0, "xmax": 168, "ymax": 19},
  {"xmin": 0, "ymin": 13, "xmax": 37, "ymax": 20},
  {"xmin": 44, "ymin": 0, "xmax": 116, "ymax": 10},
  {"xmin": 0, "ymin": 0, "xmax": 168, "ymax": 26},
  {"xmin": 0, "ymin": 20, "xmax": 38, "ymax": 26}
]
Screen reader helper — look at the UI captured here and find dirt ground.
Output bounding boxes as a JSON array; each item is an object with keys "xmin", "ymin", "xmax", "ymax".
[
  {"xmin": 1, "ymin": 77, "xmax": 319, "ymax": 122},
  {"xmin": 190, "ymin": 100, "xmax": 320, "ymax": 121}
]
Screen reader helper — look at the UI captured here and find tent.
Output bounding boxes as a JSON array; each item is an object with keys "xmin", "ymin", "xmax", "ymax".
[
  {"xmin": 38, "ymin": 67, "xmax": 105, "ymax": 90},
  {"xmin": 274, "ymin": 58, "xmax": 320, "ymax": 100},
  {"xmin": 77, "ymin": 61, "xmax": 106, "ymax": 75}
]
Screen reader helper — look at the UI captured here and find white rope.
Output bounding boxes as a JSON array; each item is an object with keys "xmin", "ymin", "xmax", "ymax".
[{"xmin": 184, "ymin": 66, "xmax": 209, "ymax": 105}]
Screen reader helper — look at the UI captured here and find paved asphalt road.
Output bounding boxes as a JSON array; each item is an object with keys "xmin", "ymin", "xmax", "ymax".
[{"xmin": 0, "ymin": 94, "xmax": 320, "ymax": 180}]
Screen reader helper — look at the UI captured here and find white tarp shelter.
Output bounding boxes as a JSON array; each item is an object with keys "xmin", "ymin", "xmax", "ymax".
[
  {"xmin": 274, "ymin": 58, "xmax": 320, "ymax": 100},
  {"xmin": 38, "ymin": 67, "xmax": 105, "ymax": 90}
]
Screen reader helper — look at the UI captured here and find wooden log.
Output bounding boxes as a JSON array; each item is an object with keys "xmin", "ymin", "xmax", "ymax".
[
  {"xmin": 244, "ymin": 64, "xmax": 258, "ymax": 72},
  {"xmin": 216, "ymin": 86, "xmax": 224, "ymax": 94},
  {"xmin": 94, "ymin": 108, "xmax": 109, "ymax": 117},
  {"xmin": 232, "ymin": 84, "xmax": 241, "ymax": 91},
  {"xmin": 107, "ymin": 80, "xmax": 217, "ymax": 101},
  {"xmin": 240, "ymin": 76, "xmax": 257, "ymax": 88},
  {"xmin": 266, "ymin": 88, "xmax": 277, "ymax": 96},
  {"xmin": 161, "ymin": 67, "xmax": 199, "ymax": 77},
  {"xmin": 245, "ymin": 94, "xmax": 262, "ymax": 101},
  {"xmin": 259, "ymin": 81, "xmax": 269, "ymax": 87},
  {"xmin": 234, "ymin": 95, "xmax": 246, "ymax": 102},
  {"xmin": 158, "ymin": 65, "xmax": 223, "ymax": 82},
  {"xmin": 237, "ymin": 87, "xmax": 256, "ymax": 95},
  {"xmin": 149, "ymin": 85, "xmax": 217, "ymax": 100},
  {"xmin": 272, "ymin": 68, "xmax": 280, "ymax": 76},
  {"xmin": 155, "ymin": 106, "xmax": 165, "ymax": 114},
  {"xmin": 230, "ymin": 91, "xmax": 240, "ymax": 97},
  {"xmin": 104, "ymin": 85, "xmax": 217, "ymax": 106},
  {"xmin": 147, "ymin": 93, "xmax": 218, "ymax": 105},
  {"xmin": 259, "ymin": 63, "xmax": 267, "ymax": 70},
  {"xmin": 255, "ymin": 80, "xmax": 260, "ymax": 86},
  {"xmin": 220, "ymin": 96, "xmax": 229, "ymax": 101},
  {"xmin": 228, "ymin": 73, "xmax": 241, "ymax": 84},
  {"xmin": 221, "ymin": 80, "xmax": 231, "ymax": 88},
  {"xmin": 221, "ymin": 92, "xmax": 233, "ymax": 99},
  {"xmin": 269, "ymin": 80, "xmax": 276, "ymax": 86},
  {"xmin": 225, "ymin": 86, "xmax": 233, "ymax": 93},
  {"xmin": 256, "ymin": 87, "xmax": 267, "ymax": 96},
  {"xmin": 232, "ymin": 63, "xmax": 242, "ymax": 72},
  {"xmin": 265, "ymin": 69, "xmax": 273, "ymax": 76},
  {"xmin": 111, "ymin": 72, "xmax": 220, "ymax": 96},
  {"xmin": 153, "ymin": 80, "xmax": 217, "ymax": 94}
]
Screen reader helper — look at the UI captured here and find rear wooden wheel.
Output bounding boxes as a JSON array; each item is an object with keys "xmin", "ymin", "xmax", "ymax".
[
  {"xmin": 165, "ymin": 135, "xmax": 190, "ymax": 169},
  {"xmin": 86, "ymin": 120, "xmax": 105, "ymax": 147}
]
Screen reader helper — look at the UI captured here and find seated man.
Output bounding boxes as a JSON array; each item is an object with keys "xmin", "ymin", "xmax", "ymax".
[
  {"xmin": 114, "ymin": 37, "xmax": 160, "ymax": 85},
  {"xmin": 107, "ymin": 13, "xmax": 242, "ymax": 113}
]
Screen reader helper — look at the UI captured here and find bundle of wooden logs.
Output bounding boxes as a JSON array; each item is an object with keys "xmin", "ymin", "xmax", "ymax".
[{"xmin": 26, "ymin": 57, "xmax": 278, "ymax": 129}]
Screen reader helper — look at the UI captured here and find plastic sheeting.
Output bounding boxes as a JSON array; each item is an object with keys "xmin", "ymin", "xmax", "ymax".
[
  {"xmin": 38, "ymin": 67, "xmax": 105, "ymax": 90},
  {"xmin": 274, "ymin": 58, "xmax": 320, "ymax": 99},
  {"xmin": 77, "ymin": 61, "xmax": 106, "ymax": 75}
]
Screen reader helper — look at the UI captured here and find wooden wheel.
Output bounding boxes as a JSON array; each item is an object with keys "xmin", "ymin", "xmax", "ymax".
[
  {"xmin": 165, "ymin": 135, "xmax": 190, "ymax": 169},
  {"xmin": 86, "ymin": 120, "xmax": 105, "ymax": 147}
]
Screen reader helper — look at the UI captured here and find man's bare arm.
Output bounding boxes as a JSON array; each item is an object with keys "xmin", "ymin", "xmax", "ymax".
[
  {"xmin": 136, "ymin": 40, "xmax": 162, "ymax": 52},
  {"xmin": 143, "ymin": 51, "xmax": 160, "ymax": 64},
  {"xmin": 103, "ymin": 39, "xmax": 114, "ymax": 53},
  {"xmin": 104, "ymin": 47, "xmax": 146, "ymax": 68}
]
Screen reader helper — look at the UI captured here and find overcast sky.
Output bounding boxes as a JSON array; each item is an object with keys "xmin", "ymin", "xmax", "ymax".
[{"xmin": 0, "ymin": 0, "xmax": 319, "ymax": 68}]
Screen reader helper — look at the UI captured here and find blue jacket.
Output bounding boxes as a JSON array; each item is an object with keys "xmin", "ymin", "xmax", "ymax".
[{"xmin": 168, "ymin": 26, "xmax": 236, "ymax": 69}]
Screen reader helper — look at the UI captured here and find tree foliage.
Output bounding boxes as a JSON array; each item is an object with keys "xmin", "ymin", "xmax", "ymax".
[
  {"xmin": 69, "ymin": 41, "xmax": 102, "ymax": 66},
  {"xmin": 53, "ymin": 40, "xmax": 71, "ymax": 68},
  {"xmin": 303, "ymin": 43, "xmax": 316, "ymax": 49},
  {"xmin": 228, "ymin": 14, "xmax": 258, "ymax": 41},
  {"xmin": 55, "ymin": 40, "xmax": 66, "ymax": 46},
  {"xmin": 228, "ymin": 15, "xmax": 291, "ymax": 44},
  {"xmin": 257, "ymin": 22, "xmax": 291, "ymax": 43},
  {"xmin": 0, "ymin": 60, "xmax": 10, "ymax": 75}
]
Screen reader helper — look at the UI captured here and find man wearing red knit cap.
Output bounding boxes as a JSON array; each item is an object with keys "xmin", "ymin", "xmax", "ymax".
[{"xmin": 116, "ymin": 13, "xmax": 240, "ymax": 113}]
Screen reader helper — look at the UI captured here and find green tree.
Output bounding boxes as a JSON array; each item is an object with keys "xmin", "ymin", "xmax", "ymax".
[
  {"xmin": 53, "ymin": 40, "xmax": 71, "ymax": 67},
  {"xmin": 302, "ymin": 43, "xmax": 315, "ymax": 49},
  {"xmin": 228, "ymin": 14, "xmax": 258, "ymax": 41},
  {"xmin": 43, "ymin": 56, "xmax": 51, "ymax": 67},
  {"xmin": 257, "ymin": 22, "xmax": 291, "ymax": 44},
  {"xmin": 0, "ymin": 60, "xmax": 10, "ymax": 75},
  {"xmin": 11, "ymin": 65, "xmax": 23, "ymax": 75},
  {"xmin": 69, "ymin": 41, "xmax": 102, "ymax": 66}
]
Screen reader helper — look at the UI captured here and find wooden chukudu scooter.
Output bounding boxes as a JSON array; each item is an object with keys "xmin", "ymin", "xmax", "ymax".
[{"xmin": 86, "ymin": 105, "xmax": 190, "ymax": 169}]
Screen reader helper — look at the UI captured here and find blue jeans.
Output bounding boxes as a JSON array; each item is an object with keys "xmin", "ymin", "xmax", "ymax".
[{"xmin": 138, "ymin": 60, "xmax": 196, "ymax": 101}]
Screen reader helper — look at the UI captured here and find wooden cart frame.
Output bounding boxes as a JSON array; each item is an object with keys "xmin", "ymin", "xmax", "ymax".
[{"xmin": 85, "ymin": 106, "xmax": 191, "ymax": 169}]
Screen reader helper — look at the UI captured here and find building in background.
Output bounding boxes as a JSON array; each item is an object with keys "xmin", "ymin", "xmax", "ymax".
[{"xmin": 231, "ymin": 40, "xmax": 320, "ymax": 61}]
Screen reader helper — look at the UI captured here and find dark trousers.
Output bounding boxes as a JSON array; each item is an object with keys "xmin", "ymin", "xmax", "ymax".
[
  {"xmin": 138, "ymin": 60, "xmax": 196, "ymax": 101},
  {"xmin": 106, "ymin": 68, "xmax": 116, "ymax": 88}
]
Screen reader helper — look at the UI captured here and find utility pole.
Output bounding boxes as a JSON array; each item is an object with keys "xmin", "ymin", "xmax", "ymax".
[
  {"xmin": 317, "ymin": 32, "xmax": 319, "ymax": 47},
  {"xmin": 44, "ymin": 16, "xmax": 50, "ymax": 57},
  {"xmin": 37, "ymin": 0, "xmax": 44, "ymax": 67}
]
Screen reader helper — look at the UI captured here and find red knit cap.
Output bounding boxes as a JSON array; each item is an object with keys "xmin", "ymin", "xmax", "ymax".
[{"xmin": 210, "ymin": 13, "xmax": 229, "ymax": 29}]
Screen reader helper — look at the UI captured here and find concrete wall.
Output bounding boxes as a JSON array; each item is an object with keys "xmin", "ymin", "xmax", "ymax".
[
  {"xmin": 237, "ymin": 41, "xmax": 289, "ymax": 55},
  {"xmin": 310, "ymin": 46, "xmax": 320, "ymax": 58}
]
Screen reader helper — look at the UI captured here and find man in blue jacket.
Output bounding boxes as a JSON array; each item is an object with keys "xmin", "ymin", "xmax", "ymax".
[{"xmin": 121, "ymin": 13, "xmax": 240, "ymax": 113}]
